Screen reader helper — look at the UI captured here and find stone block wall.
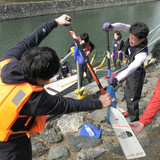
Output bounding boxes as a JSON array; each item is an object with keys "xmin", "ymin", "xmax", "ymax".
[{"xmin": 0, "ymin": 0, "xmax": 158, "ymax": 20}]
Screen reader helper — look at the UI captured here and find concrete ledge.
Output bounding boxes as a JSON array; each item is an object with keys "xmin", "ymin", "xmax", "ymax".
[{"xmin": 0, "ymin": 0, "xmax": 158, "ymax": 20}]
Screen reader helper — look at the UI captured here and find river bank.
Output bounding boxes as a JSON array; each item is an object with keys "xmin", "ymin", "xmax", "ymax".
[
  {"xmin": 0, "ymin": 0, "xmax": 158, "ymax": 21},
  {"xmin": 31, "ymin": 61, "xmax": 160, "ymax": 160}
]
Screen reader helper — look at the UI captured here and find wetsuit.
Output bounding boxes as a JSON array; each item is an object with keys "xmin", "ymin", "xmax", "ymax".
[
  {"xmin": 112, "ymin": 39, "xmax": 124, "ymax": 71},
  {"xmin": 112, "ymin": 23, "xmax": 148, "ymax": 122},
  {"xmin": 0, "ymin": 20, "xmax": 102, "ymax": 160}
]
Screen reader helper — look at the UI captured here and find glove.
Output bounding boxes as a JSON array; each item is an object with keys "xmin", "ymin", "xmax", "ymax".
[
  {"xmin": 102, "ymin": 22, "xmax": 113, "ymax": 31},
  {"xmin": 107, "ymin": 76, "xmax": 118, "ymax": 85},
  {"xmin": 129, "ymin": 121, "xmax": 144, "ymax": 136}
]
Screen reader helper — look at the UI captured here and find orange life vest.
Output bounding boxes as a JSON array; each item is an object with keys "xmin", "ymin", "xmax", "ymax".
[{"xmin": 0, "ymin": 59, "xmax": 47, "ymax": 141}]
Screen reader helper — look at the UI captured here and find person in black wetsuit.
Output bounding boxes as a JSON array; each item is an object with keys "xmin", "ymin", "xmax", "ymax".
[{"xmin": 103, "ymin": 21, "xmax": 149, "ymax": 122}]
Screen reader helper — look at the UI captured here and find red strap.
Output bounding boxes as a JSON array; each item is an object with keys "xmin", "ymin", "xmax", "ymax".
[{"xmin": 103, "ymin": 73, "xmax": 117, "ymax": 80}]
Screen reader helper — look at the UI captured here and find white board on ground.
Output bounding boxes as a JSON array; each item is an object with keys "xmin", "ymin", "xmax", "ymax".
[
  {"xmin": 109, "ymin": 107, "xmax": 146, "ymax": 159},
  {"xmin": 44, "ymin": 74, "xmax": 78, "ymax": 95}
]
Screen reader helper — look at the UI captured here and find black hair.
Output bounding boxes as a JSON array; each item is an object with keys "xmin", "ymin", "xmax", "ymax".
[
  {"xmin": 21, "ymin": 46, "xmax": 60, "ymax": 83},
  {"xmin": 129, "ymin": 22, "xmax": 149, "ymax": 39},
  {"xmin": 80, "ymin": 32, "xmax": 89, "ymax": 43},
  {"xmin": 114, "ymin": 31, "xmax": 122, "ymax": 40},
  {"xmin": 151, "ymin": 40, "xmax": 160, "ymax": 59}
]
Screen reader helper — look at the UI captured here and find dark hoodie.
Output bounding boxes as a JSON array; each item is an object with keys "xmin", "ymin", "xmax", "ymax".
[
  {"xmin": 0, "ymin": 19, "xmax": 102, "ymax": 119},
  {"xmin": 59, "ymin": 61, "xmax": 72, "ymax": 78}
]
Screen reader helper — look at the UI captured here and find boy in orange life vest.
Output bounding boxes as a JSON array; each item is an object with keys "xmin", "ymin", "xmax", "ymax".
[
  {"xmin": 68, "ymin": 32, "xmax": 95, "ymax": 87},
  {"xmin": 0, "ymin": 14, "xmax": 112, "ymax": 160}
]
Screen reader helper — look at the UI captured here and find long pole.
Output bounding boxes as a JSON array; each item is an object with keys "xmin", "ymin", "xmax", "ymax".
[{"xmin": 106, "ymin": 31, "xmax": 111, "ymax": 77}]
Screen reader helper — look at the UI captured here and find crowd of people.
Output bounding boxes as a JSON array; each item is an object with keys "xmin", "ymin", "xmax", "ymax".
[{"xmin": 0, "ymin": 10, "xmax": 160, "ymax": 160}]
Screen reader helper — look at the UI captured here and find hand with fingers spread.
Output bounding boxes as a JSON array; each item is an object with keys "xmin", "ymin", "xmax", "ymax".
[
  {"xmin": 55, "ymin": 14, "xmax": 71, "ymax": 26},
  {"xmin": 102, "ymin": 22, "xmax": 113, "ymax": 31},
  {"xmin": 107, "ymin": 76, "xmax": 118, "ymax": 85},
  {"xmin": 99, "ymin": 93, "xmax": 112, "ymax": 108},
  {"xmin": 129, "ymin": 121, "xmax": 144, "ymax": 136}
]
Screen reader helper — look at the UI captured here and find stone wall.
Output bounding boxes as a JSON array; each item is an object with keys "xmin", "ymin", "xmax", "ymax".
[{"xmin": 0, "ymin": 0, "xmax": 158, "ymax": 20}]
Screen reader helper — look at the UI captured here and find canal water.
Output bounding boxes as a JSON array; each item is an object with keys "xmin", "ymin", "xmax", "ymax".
[{"xmin": 0, "ymin": 1, "xmax": 160, "ymax": 78}]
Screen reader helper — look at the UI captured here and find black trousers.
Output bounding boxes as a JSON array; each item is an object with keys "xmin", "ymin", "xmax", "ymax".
[
  {"xmin": 113, "ymin": 56, "xmax": 122, "ymax": 71},
  {"xmin": 0, "ymin": 135, "xmax": 32, "ymax": 160},
  {"xmin": 79, "ymin": 64, "xmax": 92, "ymax": 87},
  {"xmin": 124, "ymin": 70, "xmax": 145, "ymax": 122}
]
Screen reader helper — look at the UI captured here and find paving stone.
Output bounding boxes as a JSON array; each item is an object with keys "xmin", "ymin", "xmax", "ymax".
[{"xmin": 65, "ymin": 135, "xmax": 102, "ymax": 152}]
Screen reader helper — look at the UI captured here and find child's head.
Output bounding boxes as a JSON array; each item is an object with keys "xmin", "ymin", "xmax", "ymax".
[
  {"xmin": 80, "ymin": 32, "xmax": 89, "ymax": 43},
  {"xmin": 114, "ymin": 31, "xmax": 122, "ymax": 40}
]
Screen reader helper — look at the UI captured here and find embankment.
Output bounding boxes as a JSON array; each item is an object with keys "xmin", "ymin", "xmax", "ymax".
[{"xmin": 0, "ymin": 0, "xmax": 158, "ymax": 20}]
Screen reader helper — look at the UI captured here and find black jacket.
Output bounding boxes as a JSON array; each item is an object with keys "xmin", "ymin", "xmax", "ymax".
[{"xmin": 59, "ymin": 61, "xmax": 72, "ymax": 77}]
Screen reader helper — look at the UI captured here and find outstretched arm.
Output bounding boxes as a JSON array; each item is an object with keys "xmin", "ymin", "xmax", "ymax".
[
  {"xmin": 112, "ymin": 23, "xmax": 131, "ymax": 33},
  {"xmin": 102, "ymin": 22, "xmax": 130, "ymax": 33},
  {"xmin": 140, "ymin": 77, "xmax": 160, "ymax": 125}
]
